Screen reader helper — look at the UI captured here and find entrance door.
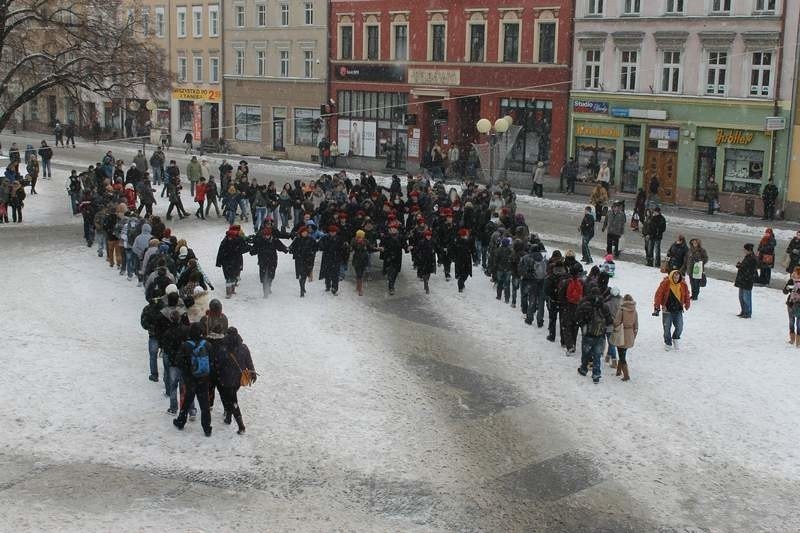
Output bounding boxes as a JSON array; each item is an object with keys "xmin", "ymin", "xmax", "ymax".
[
  {"xmin": 645, "ymin": 149, "xmax": 677, "ymax": 203},
  {"xmin": 209, "ymin": 103, "xmax": 219, "ymax": 140},
  {"xmin": 48, "ymin": 95, "xmax": 57, "ymax": 125},
  {"xmin": 273, "ymin": 119, "xmax": 284, "ymax": 151}
]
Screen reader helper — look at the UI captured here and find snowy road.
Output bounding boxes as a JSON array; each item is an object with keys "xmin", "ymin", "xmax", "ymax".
[{"xmin": 1, "ymin": 136, "xmax": 800, "ymax": 531}]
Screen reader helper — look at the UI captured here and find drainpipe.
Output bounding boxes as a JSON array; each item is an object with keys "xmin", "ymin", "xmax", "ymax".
[
  {"xmin": 771, "ymin": 0, "xmax": 788, "ymax": 205},
  {"xmin": 781, "ymin": 0, "xmax": 800, "ymax": 214}
]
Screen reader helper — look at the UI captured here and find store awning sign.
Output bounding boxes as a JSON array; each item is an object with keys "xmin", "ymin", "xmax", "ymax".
[
  {"xmin": 573, "ymin": 100, "xmax": 609, "ymax": 114},
  {"xmin": 612, "ymin": 108, "xmax": 667, "ymax": 120},
  {"xmin": 715, "ymin": 129, "xmax": 754, "ymax": 146}
]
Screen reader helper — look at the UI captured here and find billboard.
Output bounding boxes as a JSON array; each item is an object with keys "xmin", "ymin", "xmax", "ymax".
[{"xmin": 337, "ymin": 119, "xmax": 377, "ymax": 157}]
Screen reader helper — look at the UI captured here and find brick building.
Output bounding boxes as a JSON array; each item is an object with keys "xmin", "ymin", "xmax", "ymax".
[{"xmin": 328, "ymin": 0, "xmax": 574, "ymax": 180}]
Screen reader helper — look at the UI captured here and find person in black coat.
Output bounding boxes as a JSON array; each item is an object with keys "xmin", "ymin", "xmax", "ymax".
[
  {"xmin": 288, "ymin": 225, "xmax": 318, "ymax": 297},
  {"xmin": 216, "ymin": 226, "xmax": 251, "ymax": 299},
  {"xmin": 249, "ymin": 226, "xmax": 288, "ymax": 298},
  {"xmin": 451, "ymin": 228, "xmax": 475, "ymax": 293},
  {"xmin": 412, "ymin": 229, "xmax": 437, "ymax": 294},
  {"xmin": 434, "ymin": 209, "xmax": 457, "ymax": 280},
  {"xmin": 735, "ymin": 243, "xmax": 758, "ymax": 318},
  {"xmin": 213, "ymin": 327, "xmax": 255, "ymax": 435},
  {"xmin": 318, "ymin": 225, "xmax": 348, "ymax": 295},
  {"xmin": 579, "ymin": 206, "xmax": 595, "ymax": 264},
  {"xmin": 666, "ymin": 235, "xmax": 689, "ymax": 274},
  {"xmin": 173, "ymin": 322, "xmax": 212, "ymax": 436},
  {"xmin": 380, "ymin": 222, "xmax": 406, "ymax": 295}
]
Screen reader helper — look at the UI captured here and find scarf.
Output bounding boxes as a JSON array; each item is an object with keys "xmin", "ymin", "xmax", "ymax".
[{"xmin": 668, "ymin": 270, "xmax": 683, "ymax": 302}]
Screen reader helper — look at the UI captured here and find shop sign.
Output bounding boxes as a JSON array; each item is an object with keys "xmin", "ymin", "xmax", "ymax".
[
  {"xmin": 765, "ymin": 116, "xmax": 786, "ymax": 131},
  {"xmin": 715, "ymin": 129, "xmax": 755, "ymax": 146},
  {"xmin": 648, "ymin": 127, "xmax": 679, "ymax": 141},
  {"xmin": 613, "ymin": 108, "xmax": 668, "ymax": 120},
  {"xmin": 334, "ymin": 64, "xmax": 405, "ymax": 83},
  {"xmin": 573, "ymin": 100, "xmax": 609, "ymax": 114},
  {"xmin": 172, "ymin": 88, "xmax": 221, "ymax": 102},
  {"xmin": 408, "ymin": 68, "xmax": 460, "ymax": 86},
  {"xmin": 575, "ymin": 124, "xmax": 620, "ymax": 138}
]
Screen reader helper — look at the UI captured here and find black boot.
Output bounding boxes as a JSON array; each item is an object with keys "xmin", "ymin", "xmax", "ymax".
[
  {"xmin": 235, "ymin": 416, "xmax": 246, "ymax": 435},
  {"xmin": 224, "ymin": 411, "xmax": 232, "ymax": 424}
]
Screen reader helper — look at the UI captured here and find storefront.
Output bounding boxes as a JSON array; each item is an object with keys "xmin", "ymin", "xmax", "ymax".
[{"xmin": 170, "ymin": 87, "xmax": 222, "ymax": 145}]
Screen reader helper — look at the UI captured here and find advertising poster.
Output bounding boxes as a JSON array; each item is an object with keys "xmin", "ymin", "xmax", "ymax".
[
  {"xmin": 192, "ymin": 104, "xmax": 202, "ymax": 141},
  {"xmin": 337, "ymin": 119, "xmax": 377, "ymax": 157}
]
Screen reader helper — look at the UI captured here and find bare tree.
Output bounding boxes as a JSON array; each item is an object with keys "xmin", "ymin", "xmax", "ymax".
[{"xmin": 0, "ymin": 0, "xmax": 171, "ymax": 131}]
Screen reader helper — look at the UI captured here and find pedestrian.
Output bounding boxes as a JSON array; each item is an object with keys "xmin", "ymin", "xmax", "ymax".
[
  {"xmin": 318, "ymin": 225, "xmax": 347, "ymax": 295},
  {"xmin": 54, "ymin": 120, "xmax": 64, "ymax": 147},
  {"xmin": 644, "ymin": 206, "xmax": 666, "ymax": 267},
  {"xmin": 379, "ymin": 222, "xmax": 405, "ymax": 295},
  {"xmin": 451, "ymin": 227, "xmax": 474, "ymax": 293},
  {"xmin": 564, "ymin": 157, "xmax": 578, "ymax": 194},
  {"xmin": 756, "ymin": 228, "xmax": 776, "ymax": 285},
  {"xmin": 216, "ymin": 225, "xmax": 251, "ymax": 299},
  {"xmin": 632, "ymin": 188, "xmax": 646, "ymax": 231},
  {"xmin": 611, "ymin": 294, "xmax": 638, "ymax": 381},
  {"xmin": 686, "ymin": 239, "xmax": 708, "ymax": 300},
  {"xmin": 38, "ymin": 141, "xmax": 53, "ymax": 178},
  {"xmin": 494, "ymin": 237, "xmax": 513, "ymax": 303},
  {"xmin": 601, "ymin": 254, "xmax": 616, "ymax": 278},
  {"xmin": 136, "ymin": 178, "xmax": 156, "ymax": 218},
  {"xmin": 173, "ymin": 322, "xmax": 213, "ymax": 436},
  {"xmin": 140, "ymin": 296, "xmax": 165, "ymax": 382},
  {"xmin": 67, "ymin": 170, "xmax": 82, "ymax": 215},
  {"xmin": 705, "ymin": 176, "xmax": 719, "ymax": 215},
  {"xmin": 576, "ymin": 287, "xmax": 613, "ymax": 384},
  {"xmin": 213, "ymin": 327, "xmax": 256, "ymax": 435},
  {"xmin": 782, "ymin": 267, "xmax": 800, "ymax": 347},
  {"xmin": 559, "ymin": 262, "xmax": 585, "ymax": 355},
  {"xmin": 205, "ymin": 176, "xmax": 221, "ymax": 218},
  {"xmin": 186, "ymin": 156, "xmax": 202, "ymax": 197},
  {"xmin": 735, "ymin": 243, "xmax": 758, "ymax": 318},
  {"xmin": 8, "ymin": 180, "xmax": 25, "ymax": 223},
  {"xmin": 761, "ymin": 178, "xmax": 779, "ymax": 221},
  {"xmin": 149, "ymin": 147, "xmax": 166, "ymax": 186},
  {"xmin": 784, "ymin": 230, "xmax": 800, "ymax": 274},
  {"xmin": 531, "ymin": 161, "xmax": 545, "ymax": 197},
  {"xmin": 666, "ymin": 234, "xmax": 689, "ymax": 274},
  {"xmin": 647, "ymin": 173, "xmax": 660, "ymax": 209},
  {"xmin": 26, "ymin": 154, "xmax": 39, "ymax": 195},
  {"xmin": 596, "ymin": 160, "xmax": 611, "ymax": 192},
  {"xmin": 183, "ymin": 131, "xmax": 193, "ymax": 154},
  {"xmin": 545, "ymin": 250, "xmax": 567, "ymax": 343},
  {"xmin": 194, "ymin": 177, "xmax": 207, "ymax": 220},
  {"xmin": 434, "ymin": 209, "xmax": 456, "ymax": 281},
  {"xmin": 602, "ymin": 201, "xmax": 625, "ymax": 258},
  {"xmin": 158, "ymin": 302, "xmax": 189, "ymax": 414},
  {"xmin": 0, "ymin": 178, "xmax": 11, "ymax": 223},
  {"xmin": 589, "ymin": 183, "xmax": 608, "ymax": 224},
  {"xmin": 653, "ymin": 270, "xmax": 691, "ymax": 351},
  {"xmin": 289, "ymin": 225, "xmax": 318, "ymax": 297},
  {"xmin": 349, "ymin": 229, "xmax": 375, "ymax": 295},
  {"xmin": 65, "ymin": 120, "xmax": 76, "ymax": 147}
]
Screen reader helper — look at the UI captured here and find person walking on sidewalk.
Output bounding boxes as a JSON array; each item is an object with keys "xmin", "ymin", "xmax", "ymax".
[
  {"xmin": 756, "ymin": 228, "xmax": 776, "ymax": 285},
  {"xmin": 705, "ymin": 176, "xmax": 719, "ymax": 215},
  {"xmin": 596, "ymin": 160, "xmax": 611, "ymax": 192},
  {"xmin": 579, "ymin": 206, "xmax": 595, "ymax": 264},
  {"xmin": 576, "ymin": 286, "xmax": 613, "ymax": 384},
  {"xmin": 602, "ymin": 201, "xmax": 625, "ymax": 258},
  {"xmin": 686, "ymin": 239, "xmax": 708, "ymax": 300},
  {"xmin": 38, "ymin": 141, "xmax": 53, "ymax": 178},
  {"xmin": 644, "ymin": 206, "xmax": 666, "ymax": 267},
  {"xmin": 531, "ymin": 162, "xmax": 545, "ymax": 198},
  {"xmin": 611, "ymin": 294, "xmax": 638, "ymax": 381},
  {"xmin": 589, "ymin": 183, "xmax": 608, "ymax": 224},
  {"xmin": 782, "ymin": 267, "xmax": 800, "ymax": 347},
  {"xmin": 735, "ymin": 243, "xmax": 758, "ymax": 318},
  {"xmin": 653, "ymin": 270, "xmax": 690, "ymax": 351},
  {"xmin": 564, "ymin": 157, "xmax": 578, "ymax": 194},
  {"xmin": 762, "ymin": 178, "xmax": 779, "ymax": 221}
]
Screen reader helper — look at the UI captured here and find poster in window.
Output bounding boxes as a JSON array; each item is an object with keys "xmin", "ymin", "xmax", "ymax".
[
  {"xmin": 193, "ymin": 104, "xmax": 202, "ymax": 141},
  {"xmin": 337, "ymin": 119, "xmax": 377, "ymax": 157}
]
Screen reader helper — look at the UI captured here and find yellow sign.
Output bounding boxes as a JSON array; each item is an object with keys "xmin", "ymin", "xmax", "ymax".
[
  {"xmin": 716, "ymin": 129, "xmax": 754, "ymax": 145},
  {"xmin": 172, "ymin": 88, "xmax": 221, "ymax": 102},
  {"xmin": 576, "ymin": 124, "xmax": 620, "ymax": 138}
]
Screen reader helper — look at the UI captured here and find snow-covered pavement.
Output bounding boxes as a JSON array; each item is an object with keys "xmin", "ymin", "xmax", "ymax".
[{"xmin": 1, "ymin": 159, "xmax": 799, "ymax": 531}]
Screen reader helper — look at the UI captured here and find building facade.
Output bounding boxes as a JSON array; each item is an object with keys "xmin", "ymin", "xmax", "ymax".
[
  {"xmin": 223, "ymin": 0, "xmax": 328, "ymax": 161},
  {"xmin": 329, "ymin": 0, "xmax": 574, "ymax": 179},
  {"xmin": 569, "ymin": 0, "xmax": 798, "ymax": 214},
  {"xmin": 168, "ymin": 0, "xmax": 223, "ymax": 146}
]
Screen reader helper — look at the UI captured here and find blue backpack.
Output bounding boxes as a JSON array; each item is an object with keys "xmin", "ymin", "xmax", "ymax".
[{"xmin": 187, "ymin": 340, "xmax": 209, "ymax": 378}]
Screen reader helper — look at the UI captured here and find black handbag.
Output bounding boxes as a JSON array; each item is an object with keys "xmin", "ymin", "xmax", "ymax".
[{"xmin": 699, "ymin": 274, "xmax": 707, "ymax": 287}]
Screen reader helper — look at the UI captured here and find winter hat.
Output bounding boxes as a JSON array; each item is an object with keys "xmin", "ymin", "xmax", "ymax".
[
  {"xmin": 459, "ymin": 228, "xmax": 470, "ymax": 238},
  {"xmin": 424, "ymin": 230, "xmax": 433, "ymax": 238},
  {"xmin": 262, "ymin": 226, "xmax": 273, "ymax": 236},
  {"xmin": 328, "ymin": 225, "xmax": 339, "ymax": 233},
  {"xmin": 604, "ymin": 254, "xmax": 614, "ymax": 262},
  {"xmin": 565, "ymin": 249, "xmax": 576, "ymax": 258},
  {"xmin": 355, "ymin": 229, "xmax": 366, "ymax": 240},
  {"xmin": 125, "ymin": 183, "xmax": 134, "ymax": 190},
  {"xmin": 744, "ymin": 243, "xmax": 754, "ymax": 252},
  {"xmin": 193, "ymin": 285, "xmax": 205, "ymax": 296},
  {"xmin": 501, "ymin": 237, "xmax": 511, "ymax": 247},
  {"xmin": 515, "ymin": 213, "xmax": 525, "ymax": 223},
  {"xmin": 165, "ymin": 284, "xmax": 179, "ymax": 295},
  {"xmin": 209, "ymin": 299, "xmax": 222, "ymax": 312},
  {"xmin": 298, "ymin": 225, "xmax": 309, "ymax": 235},
  {"xmin": 226, "ymin": 229, "xmax": 239, "ymax": 239},
  {"xmin": 551, "ymin": 250, "xmax": 563, "ymax": 259},
  {"xmin": 148, "ymin": 238, "xmax": 159, "ymax": 247},
  {"xmin": 610, "ymin": 287, "xmax": 620, "ymax": 297},
  {"xmin": 179, "ymin": 246, "xmax": 188, "ymax": 259}
]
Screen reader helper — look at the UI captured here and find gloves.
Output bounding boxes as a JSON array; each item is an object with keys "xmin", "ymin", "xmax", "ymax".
[{"xmin": 652, "ymin": 307, "xmax": 660, "ymax": 317}]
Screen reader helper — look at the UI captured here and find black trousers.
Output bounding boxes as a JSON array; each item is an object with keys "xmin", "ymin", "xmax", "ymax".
[
  {"xmin": 618, "ymin": 347, "xmax": 628, "ymax": 365},
  {"xmin": 205, "ymin": 197, "xmax": 220, "ymax": 217},
  {"xmin": 324, "ymin": 274, "xmax": 339, "ymax": 292},
  {"xmin": 176, "ymin": 379, "xmax": 211, "ymax": 432},
  {"xmin": 606, "ymin": 234, "xmax": 620, "ymax": 255},
  {"xmin": 220, "ymin": 386, "xmax": 243, "ymax": 429}
]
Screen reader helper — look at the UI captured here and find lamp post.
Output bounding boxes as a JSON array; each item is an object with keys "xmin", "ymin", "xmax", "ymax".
[{"xmin": 476, "ymin": 116, "xmax": 511, "ymax": 190}]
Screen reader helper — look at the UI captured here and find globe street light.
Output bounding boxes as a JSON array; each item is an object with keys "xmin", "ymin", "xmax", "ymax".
[{"xmin": 476, "ymin": 116, "xmax": 513, "ymax": 189}]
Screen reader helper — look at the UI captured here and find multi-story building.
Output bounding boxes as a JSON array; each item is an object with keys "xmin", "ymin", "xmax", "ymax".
[
  {"xmin": 169, "ymin": 0, "xmax": 223, "ymax": 145},
  {"xmin": 569, "ymin": 0, "xmax": 798, "ymax": 214},
  {"xmin": 223, "ymin": 0, "xmax": 329, "ymax": 161},
  {"xmin": 329, "ymin": 0, "xmax": 574, "ymax": 179}
]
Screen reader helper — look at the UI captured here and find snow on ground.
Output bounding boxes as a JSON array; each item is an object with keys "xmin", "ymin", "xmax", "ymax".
[{"xmin": 3, "ymin": 174, "xmax": 800, "ymax": 530}]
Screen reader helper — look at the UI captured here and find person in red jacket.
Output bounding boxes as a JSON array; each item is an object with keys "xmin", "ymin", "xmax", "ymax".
[
  {"xmin": 194, "ymin": 177, "xmax": 207, "ymax": 220},
  {"xmin": 123, "ymin": 183, "xmax": 137, "ymax": 211},
  {"xmin": 653, "ymin": 269, "xmax": 691, "ymax": 351}
]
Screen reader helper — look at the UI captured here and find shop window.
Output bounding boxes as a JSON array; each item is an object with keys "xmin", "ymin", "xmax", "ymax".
[
  {"xmin": 179, "ymin": 100, "xmax": 193, "ymax": 130},
  {"xmin": 695, "ymin": 146, "xmax": 717, "ymax": 201},
  {"xmin": 576, "ymin": 137, "xmax": 616, "ymax": 183},
  {"xmin": 468, "ymin": 22, "xmax": 486, "ymax": 62},
  {"xmin": 294, "ymin": 108, "xmax": 321, "ymax": 146},
  {"xmin": 621, "ymin": 142, "xmax": 640, "ymax": 193},
  {"xmin": 339, "ymin": 25, "xmax": 353, "ymax": 60},
  {"xmin": 500, "ymin": 99, "xmax": 552, "ymax": 173},
  {"xmin": 234, "ymin": 105, "xmax": 262, "ymax": 142},
  {"xmin": 723, "ymin": 148, "xmax": 764, "ymax": 195},
  {"xmin": 624, "ymin": 125, "xmax": 641, "ymax": 138}
]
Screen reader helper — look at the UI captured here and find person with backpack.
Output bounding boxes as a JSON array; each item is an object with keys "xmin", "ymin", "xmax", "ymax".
[
  {"xmin": 602, "ymin": 200, "xmax": 626, "ymax": 258},
  {"xmin": 576, "ymin": 287, "xmax": 613, "ymax": 383},
  {"xmin": 559, "ymin": 262, "xmax": 585, "ymax": 355},
  {"xmin": 157, "ymin": 295, "xmax": 190, "ymax": 413},
  {"xmin": 173, "ymin": 322, "xmax": 213, "ymax": 436},
  {"xmin": 494, "ymin": 237, "xmax": 513, "ymax": 303},
  {"xmin": 782, "ymin": 266, "xmax": 800, "ymax": 347},
  {"xmin": 579, "ymin": 206, "xmax": 595, "ymax": 264},
  {"xmin": 519, "ymin": 243, "xmax": 548, "ymax": 327},
  {"xmin": 214, "ymin": 327, "xmax": 256, "ymax": 435},
  {"xmin": 141, "ymin": 297, "xmax": 165, "ymax": 382},
  {"xmin": 611, "ymin": 294, "xmax": 638, "ymax": 381},
  {"xmin": 545, "ymin": 250, "xmax": 566, "ymax": 343},
  {"xmin": 653, "ymin": 270, "xmax": 691, "ymax": 351}
]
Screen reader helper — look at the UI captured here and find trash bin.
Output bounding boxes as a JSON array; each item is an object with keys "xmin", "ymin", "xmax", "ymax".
[{"xmin": 744, "ymin": 198, "xmax": 755, "ymax": 217}]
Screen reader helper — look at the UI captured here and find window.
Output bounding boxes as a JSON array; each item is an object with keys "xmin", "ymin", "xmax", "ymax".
[
  {"xmin": 393, "ymin": 24, "xmax": 408, "ymax": 60},
  {"xmin": 304, "ymin": 50, "xmax": 314, "ymax": 78},
  {"xmin": 234, "ymin": 49, "xmax": 244, "ymax": 76},
  {"xmin": 29, "ymin": 98, "xmax": 39, "ymax": 121},
  {"xmin": 619, "ymin": 50, "xmax": 638, "ymax": 91},
  {"xmin": 430, "ymin": 23, "xmax": 446, "ymax": 62},
  {"xmin": 365, "ymin": 25, "xmax": 380, "ymax": 60},
  {"xmin": 661, "ymin": 51, "xmax": 681, "ymax": 93},
  {"xmin": 469, "ymin": 23, "xmax": 486, "ymax": 62},
  {"xmin": 177, "ymin": 57, "xmax": 187, "ymax": 81},
  {"xmin": 208, "ymin": 5, "xmax": 219, "ymax": 36},
  {"xmin": 710, "ymin": 0, "xmax": 731, "ymax": 14},
  {"xmin": 666, "ymin": 0, "xmax": 685, "ymax": 13},
  {"xmin": 193, "ymin": 57, "xmax": 203, "ymax": 82},
  {"xmin": 750, "ymin": 51, "xmax": 773, "ymax": 97},
  {"xmin": 695, "ymin": 146, "xmax": 717, "ymax": 201},
  {"xmin": 210, "ymin": 57, "xmax": 219, "ymax": 83},
  {"xmin": 256, "ymin": 3, "xmax": 266, "ymax": 26},
  {"xmin": 234, "ymin": 4, "xmax": 245, "ymax": 28},
  {"xmin": 587, "ymin": 0, "xmax": 604, "ymax": 15},
  {"xmin": 234, "ymin": 105, "xmax": 262, "ymax": 142},
  {"xmin": 584, "ymin": 49, "xmax": 601, "ymax": 89},
  {"xmin": 294, "ymin": 108, "xmax": 321, "ymax": 146},
  {"xmin": 280, "ymin": 3, "xmax": 289, "ymax": 26},
  {"xmin": 155, "ymin": 7, "xmax": 165, "ymax": 37},
  {"xmin": 502, "ymin": 22, "xmax": 520, "ymax": 63},
  {"xmin": 537, "ymin": 22, "xmax": 556, "ymax": 63},
  {"xmin": 340, "ymin": 25, "xmax": 353, "ymax": 59},
  {"xmin": 755, "ymin": 0, "xmax": 776, "ymax": 12},
  {"xmin": 192, "ymin": 6, "xmax": 202, "ymax": 37},
  {"xmin": 179, "ymin": 100, "xmax": 194, "ymax": 130},
  {"xmin": 304, "ymin": 2, "xmax": 314, "ymax": 25},
  {"xmin": 723, "ymin": 148, "xmax": 764, "ymax": 195},
  {"xmin": 706, "ymin": 51, "xmax": 728, "ymax": 95},
  {"xmin": 279, "ymin": 50, "xmax": 289, "ymax": 77},
  {"xmin": 176, "ymin": 7, "xmax": 186, "ymax": 37},
  {"xmin": 623, "ymin": 0, "xmax": 641, "ymax": 14},
  {"xmin": 141, "ymin": 8, "xmax": 150, "ymax": 34},
  {"xmin": 256, "ymin": 50, "xmax": 266, "ymax": 77},
  {"xmin": 500, "ymin": 98, "xmax": 553, "ymax": 172}
]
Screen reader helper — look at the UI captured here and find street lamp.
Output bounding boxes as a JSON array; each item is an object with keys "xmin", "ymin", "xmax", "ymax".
[{"xmin": 476, "ymin": 116, "xmax": 511, "ymax": 189}]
